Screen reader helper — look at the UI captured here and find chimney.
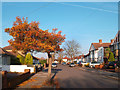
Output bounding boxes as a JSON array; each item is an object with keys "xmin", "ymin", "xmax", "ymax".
[
  {"xmin": 99, "ymin": 39, "xmax": 102, "ymax": 44},
  {"xmin": 111, "ymin": 39, "xmax": 114, "ymax": 43}
]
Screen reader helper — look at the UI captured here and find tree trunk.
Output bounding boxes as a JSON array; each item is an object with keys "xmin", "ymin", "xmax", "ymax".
[
  {"xmin": 48, "ymin": 57, "xmax": 52, "ymax": 78},
  {"xmin": 47, "ymin": 58, "xmax": 49, "ymax": 65},
  {"xmin": 47, "ymin": 52, "xmax": 52, "ymax": 78}
]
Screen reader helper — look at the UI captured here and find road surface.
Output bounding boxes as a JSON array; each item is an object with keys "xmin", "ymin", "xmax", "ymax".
[{"xmin": 53, "ymin": 64, "xmax": 120, "ymax": 88}]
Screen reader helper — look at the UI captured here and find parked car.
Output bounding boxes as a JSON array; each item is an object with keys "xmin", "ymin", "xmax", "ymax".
[
  {"xmin": 89, "ymin": 62, "xmax": 101, "ymax": 68},
  {"xmin": 37, "ymin": 63, "xmax": 41, "ymax": 68},
  {"xmin": 116, "ymin": 61, "xmax": 120, "ymax": 68},
  {"xmin": 106, "ymin": 61, "xmax": 115, "ymax": 69},
  {"xmin": 54, "ymin": 61, "xmax": 59, "ymax": 64},
  {"xmin": 62, "ymin": 62, "xmax": 66, "ymax": 65},
  {"xmin": 81, "ymin": 62, "xmax": 88, "ymax": 67},
  {"xmin": 66, "ymin": 62, "xmax": 70, "ymax": 65},
  {"xmin": 77, "ymin": 61, "xmax": 83, "ymax": 66},
  {"xmin": 52, "ymin": 63, "xmax": 57, "ymax": 68},
  {"xmin": 69, "ymin": 63, "xmax": 75, "ymax": 67}
]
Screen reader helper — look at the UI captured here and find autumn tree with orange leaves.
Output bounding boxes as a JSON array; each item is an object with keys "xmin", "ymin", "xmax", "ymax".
[{"xmin": 5, "ymin": 16, "xmax": 65, "ymax": 77}]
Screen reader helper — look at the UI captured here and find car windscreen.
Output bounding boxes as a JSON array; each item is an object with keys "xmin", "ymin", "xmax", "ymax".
[{"xmin": 52, "ymin": 63, "xmax": 57, "ymax": 65}]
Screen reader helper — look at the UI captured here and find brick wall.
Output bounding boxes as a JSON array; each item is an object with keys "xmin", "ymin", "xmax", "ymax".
[{"xmin": 2, "ymin": 69, "xmax": 30, "ymax": 89}]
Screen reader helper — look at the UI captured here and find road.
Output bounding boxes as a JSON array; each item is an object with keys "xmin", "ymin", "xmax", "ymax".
[{"xmin": 53, "ymin": 64, "xmax": 120, "ymax": 88}]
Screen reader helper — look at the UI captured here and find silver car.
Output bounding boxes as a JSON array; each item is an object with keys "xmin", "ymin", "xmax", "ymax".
[
  {"xmin": 52, "ymin": 63, "xmax": 57, "ymax": 68},
  {"xmin": 69, "ymin": 63, "xmax": 75, "ymax": 67}
]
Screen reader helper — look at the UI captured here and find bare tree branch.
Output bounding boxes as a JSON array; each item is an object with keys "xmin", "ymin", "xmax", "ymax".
[{"xmin": 63, "ymin": 40, "xmax": 81, "ymax": 60}]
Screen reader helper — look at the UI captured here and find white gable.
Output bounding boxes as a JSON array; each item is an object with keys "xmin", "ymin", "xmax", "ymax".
[{"xmin": 89, "ymin": 44, "xmax": 95, "ymax": 51}]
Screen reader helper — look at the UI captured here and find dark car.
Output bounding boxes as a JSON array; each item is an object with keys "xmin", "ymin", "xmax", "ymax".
[
  {"xmin": 106, "ymin": 61, "xmax": 115, "ymax": 69},
  {"xmin": 116, "ymin": 61, "xmax": 120, "ymax": 68}
]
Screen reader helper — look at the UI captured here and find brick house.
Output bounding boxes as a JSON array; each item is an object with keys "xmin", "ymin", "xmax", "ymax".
[
  {"xmin": 0, "ymin": 48, "xmax": 11, "ymax": 65},
  {"xmin": 62, "ymin": 56, "xmax": 70, "ymax": 63},
  {"xmin": 89, "ymin": 39, "xmax": 113, "ymax": 63},
  {"xmin": 83, "ymin": 53, "xmax": 90, "ymax": 63},
  {"xmin": 3, "ymin": 45, "xmax": 39, "ymax": 64},
  {"xmin": 110, "ymin": 31, "xmax": 120, "ymax": 61},
  {"xmin": 74, "ymin": 55, "xmax": 83, "ymax": 63}
]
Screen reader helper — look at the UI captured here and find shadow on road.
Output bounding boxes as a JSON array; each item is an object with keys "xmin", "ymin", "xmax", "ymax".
[
  {"xmin": 43, "ymin": 68, "xmax": 62, "ymax": 81},
  {"xmin": 43, "ymin": 68, "xmax": 62, "ymax": 73},
  {"xmin": 57, "ymin": 77, "xmax": 119, "ymax": 88}
]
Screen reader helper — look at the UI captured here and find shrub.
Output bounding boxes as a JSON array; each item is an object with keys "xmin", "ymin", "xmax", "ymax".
[
  {"xmin": 25, "ymin": 53, "xmax": 33, "ymax": 65},
  {"xmin": 11, "ymin": 56, "xmax": 21, "ymax": 65},
  {"xmin": 108, "ymin": 52, "xmax": 115, "ymax": 62}
]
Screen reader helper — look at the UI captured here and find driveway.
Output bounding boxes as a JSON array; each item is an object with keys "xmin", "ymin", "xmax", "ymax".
[{"xmin": 54, "ymin": 64, "xmax": 120, "ymax": 88}]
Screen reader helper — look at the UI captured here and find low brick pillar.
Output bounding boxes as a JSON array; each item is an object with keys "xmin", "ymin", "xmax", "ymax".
[
  {"xmin": 2, "ymin": 71, "xmax": 8, "ymax": 89},
  {"xmin": 33, "ymin": 65, "xmax": 36, "ymax": 73},
  {"xmin": 100, "ymin": 65, "xmax": 104, "ymax": 69},
  {"xmin": 115, "ymin": 67, "xmax": 120, "ymax": 72},
  {"xmin": 82, "ymin": 64, "xmax": 85, "ymax": 67},
  {"xmin": 79, "ymin": 64, "xmax": 82, "ymax": 67},
  {"xmin": 24, "ymin": 69, "xmax": 30, "ymax": 73},
  {"xmin": 95, "ymin": 65, "xmax": 100, "ymax": 69}
]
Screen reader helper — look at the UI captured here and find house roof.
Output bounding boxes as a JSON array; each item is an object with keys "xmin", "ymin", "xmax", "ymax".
[
  {"xmin": 84, "ymin": 53, "xmax": 90, "ymax": 57},
  {"xmin": 63, "ymin": 56, "xmax": 70, "ymax": 60},
  {"xmin": 74, "ymin": 55, "xmax": 83, "ymax": 59},
  {"xmin": 33, "ymin": 56, "xmax": 40, "ymax": 60},
  {"xmin": 3, "ymin": 45, "xmax": 13, "ymax": 50},
  {"xmin": 91, "ymin": 43, "xmax": 111, "ymax": 50},
  {"xmin": 8, "ymin": 51, "xmax": 19, "ymax": 57},
  {"xmin": 0, "ymin": 47, "xmax": 12, "ymax": 56}
]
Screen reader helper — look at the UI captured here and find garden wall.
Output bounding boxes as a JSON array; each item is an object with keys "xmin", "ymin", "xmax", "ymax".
[
  {"xmin": 2, "ymin": 65, "xmax": 34, "ymax": 73},
  {"xmin": 2, "ymin": 69, "xmax": 31, "ymax": 89}
]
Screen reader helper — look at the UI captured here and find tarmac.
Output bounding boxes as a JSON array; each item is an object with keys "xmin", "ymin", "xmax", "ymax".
[{"xmin": 79, "ymin": 67, "xmax": 120, "ymax": 80}]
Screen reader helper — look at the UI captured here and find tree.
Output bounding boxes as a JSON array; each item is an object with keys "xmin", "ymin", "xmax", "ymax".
[
  {"xmin": 17, "ymin": 54, "xmax": 25, "ymax": 65},
  {"xmin": 25, "ymin": 52, "xmax": 33, "ymax": 65},
  {"xmin": 5, "ymin": 16, "xmax": 65, "ymax": 77},
  {"xmin": 57, "ymin": 51, "xmax": 64, "ymax": 64},
  {"xmin": 108, "ymin": 51, "xmax": 115, "ymax": 62},
  {"xmin": 105, "ymin": 48, "xmax": 110, "ymax": 59},
  {"xmin": 63, "ymin": 40, "xmax": 81, "ymax": 61}
]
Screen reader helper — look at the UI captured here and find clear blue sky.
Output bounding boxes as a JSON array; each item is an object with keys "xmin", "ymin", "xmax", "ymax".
[{"xmin": 2, "ymin": 2, "xmax": 118, "ymax": 58}]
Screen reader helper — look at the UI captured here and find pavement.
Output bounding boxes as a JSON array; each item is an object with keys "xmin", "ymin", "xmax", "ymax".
[
  {"xmin": 15, "ymin": 69, "xmax": 55, "ymax": 89},
  {"xmin": 55, "ymin": 64, "xmax": 120, "ymax": 88},
  {"xmin": 79, "ymin": 67, "xmax": 120, "ymax": 80}
]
